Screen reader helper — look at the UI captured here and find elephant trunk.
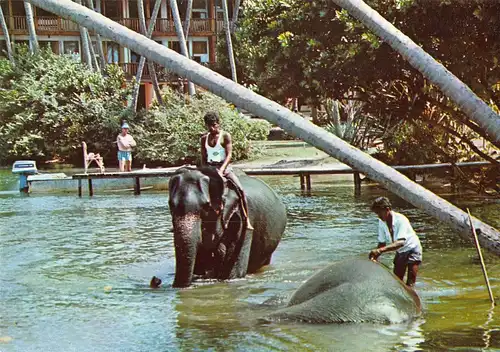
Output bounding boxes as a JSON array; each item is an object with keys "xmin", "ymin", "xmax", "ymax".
[{"xmin": 172, "ymin": 214, "xmax": 202, "ymax": 288}]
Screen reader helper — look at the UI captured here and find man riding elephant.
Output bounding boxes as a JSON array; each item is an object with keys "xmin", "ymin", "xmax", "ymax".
[{"xmin": 200, "ymin": 111, "xmax": 253, "ymax": 230}]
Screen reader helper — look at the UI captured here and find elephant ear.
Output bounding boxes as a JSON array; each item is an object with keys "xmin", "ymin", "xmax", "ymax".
[{"xmin": 198, "ymin": 166, "xmax": 226, "ymax": 212}]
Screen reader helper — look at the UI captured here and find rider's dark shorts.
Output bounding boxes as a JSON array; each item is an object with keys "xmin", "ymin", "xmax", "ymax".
[{"xmin": 394, "ymin": 248, "xmax": 422, "ymax": 268}]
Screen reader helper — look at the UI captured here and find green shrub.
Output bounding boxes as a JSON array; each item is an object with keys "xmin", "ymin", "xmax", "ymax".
[
  {"xmin": 0, "ymin": 45, "xmax": 131, "ymax": 165},
  {"xmin": 133, "ymin": 88, "xmax": 271, "ymax": 166}
]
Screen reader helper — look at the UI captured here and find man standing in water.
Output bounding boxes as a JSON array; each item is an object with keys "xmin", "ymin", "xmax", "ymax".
[
  {"xmin": 369, "ymin": 197, "xmax": 422, "ymax": 287},
  {"xmin": 116, "ymin": 122, "xmax": 137, "ymax": 172},
  {"xmin": 200, "ymin": 111, "xmax": 253, "ymax": 230}
]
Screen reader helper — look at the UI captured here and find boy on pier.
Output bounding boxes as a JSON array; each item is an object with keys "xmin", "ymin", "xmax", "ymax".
[{"xmin": 117, "ymin": 122, "xmax": 137, "ymax": 172}]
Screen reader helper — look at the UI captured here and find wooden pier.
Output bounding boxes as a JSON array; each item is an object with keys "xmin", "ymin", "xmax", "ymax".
[{"xmin": 71, "ymin": 161, "xmax": 495, "ymax": 196}]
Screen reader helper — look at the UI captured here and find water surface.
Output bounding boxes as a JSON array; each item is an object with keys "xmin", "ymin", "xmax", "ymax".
[{"xmin": 0, "ymin": 170, "xmax": 499, "ymax": 351}]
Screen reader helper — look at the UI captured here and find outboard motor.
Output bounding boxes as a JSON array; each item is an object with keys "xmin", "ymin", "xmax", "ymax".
[{"xmin": 12, "ymin": 160, "xmax": 38, "ymax": 193}]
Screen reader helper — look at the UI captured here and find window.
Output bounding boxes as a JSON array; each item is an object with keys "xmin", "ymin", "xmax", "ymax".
[
  {"xmin": 192, "ymin": 41, "xmax": 207, "ymax": 55},
  {"xmin": 191, "ymin": 40, "xmax": 208, "ymax": 63},
  {"xmin": 63, "ymin": 41, "xmax": 80, "ymax": 61},
  {"xmin": 64, "ymin": 41, "xmax": 79, "ymax": 55},
  {"xmin": 40, "ymin": 41, "xmax": 59, "ymax": 54},
  {"xmin": 128, "ymin": 0, "xmax": 138, "ymax": 18},
  {"xmin": 168, "ymin": 41, "xmax": 181, "ymax": 54},
  {"xmin": 130, "ymin": 51, "xmax": 140, "ymax": 63},
  {"xmin": 103, "ymin": 1, "xmax": 121, "ymax": 18},
  {"xmin": 106, "ymin": 42, "xmax": 120, "ymax": 63}
]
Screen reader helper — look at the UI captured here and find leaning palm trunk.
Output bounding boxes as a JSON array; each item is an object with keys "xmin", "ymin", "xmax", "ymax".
[
  {"xmin": 0, "ymin": 6, "xmax": 14, "ymax": 63},
  {"xmin": 222, "ymin": 0, "xmax": 237, "ymax": 83},
  {"xmin": 74, "ymin": 0, "xmax": 92, "ymax": 68},
  {"xmin": 169, "ymin": 0, "xmax": 195, "ymax": 96},
  {"xmin": 23, "ymin": 1, "xmax": 38, "ymax": 53},
  {"xmin": 130, "ymin": 0, "xmax": 163, "ymax": 111},
  {"xmin": 183, "ymin": 0, "xmax": 193, "ymax": 40},
  {"xmin": 86, "ymin": 31, "xmax": 100, "ymax": 72},
  {"xmin": 26, "ymin": 0, "xmax": 500, "ymax": 256},
  {"xmin": 331, "ymin": 0, "xmax": 500, "ymax": 145},
  {"xmin": 231, "ymin": 0, "xmax": 241, "ymax": 33},
  {"xmin": 87, "ymin": 0, "xmax": 106, "ymax": 70}
]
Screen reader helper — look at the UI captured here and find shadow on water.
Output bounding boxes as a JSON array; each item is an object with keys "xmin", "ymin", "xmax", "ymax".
[{"xmin": 0, "ymin": 170, "xmax": 499, "ymax": 351}]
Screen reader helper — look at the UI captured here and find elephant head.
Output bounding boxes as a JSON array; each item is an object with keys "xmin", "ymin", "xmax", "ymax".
[{"xmin": 168, "ymin": 167, "xmax": 245, "ymax": 288}]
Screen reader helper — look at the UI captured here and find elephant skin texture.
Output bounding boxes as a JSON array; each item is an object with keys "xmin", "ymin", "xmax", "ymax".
[
  {"xmin": 265, "ymin": 258, "xmax": 422, "ymax": 324},
  {"xmin": 168, "ymin": 167, "xmax": 287, "ymax": 287}
]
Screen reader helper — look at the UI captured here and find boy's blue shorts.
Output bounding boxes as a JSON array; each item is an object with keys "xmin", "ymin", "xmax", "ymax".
[{"xmin": 118, "ymin": 150, "xmax": 132, "ymax": 161}]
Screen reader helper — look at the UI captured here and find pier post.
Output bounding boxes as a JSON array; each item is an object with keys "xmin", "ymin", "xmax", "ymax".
[
  {"xmin": 300, "ymin": 174, "xmax": 305, "ymax": 190},
  {"xmin": 88, "ymin": 179, "xmax": 94, "ymax": 197},
  {"xmin": 78, "ymin": 179, "xmax": 82, "ymax": 197},
  {"xmin": 354, "ymin": 172, "xmax": 361, "ymax": 195},
  {"xmin": 134, "ymin": 177, "xmax": 141, "ymax": 195},
  {"xmin": 306, "ymin": 174, "xmax": 311, "ymax": 191}
]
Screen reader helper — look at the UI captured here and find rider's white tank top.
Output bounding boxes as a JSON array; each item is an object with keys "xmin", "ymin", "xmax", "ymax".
[{"xmin": 205, "ymin": 132, "xmax": 226, "ymax": 163}]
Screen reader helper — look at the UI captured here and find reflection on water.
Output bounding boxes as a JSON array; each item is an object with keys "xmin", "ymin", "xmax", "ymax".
[{"xmin": 0, "ymin": 170, "xmax": 499, "ymax": 351}]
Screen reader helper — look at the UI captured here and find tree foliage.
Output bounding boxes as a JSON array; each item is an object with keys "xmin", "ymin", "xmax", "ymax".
[
  {"xmin": 0, "ymin": 46, "xmax": 270, "ymax": 167},
  {"xmin": 0, "ymin": 45, "xmax": 130, "ymax": 165},
  {"xmin": 218, "ymin": 0, "xmax": 500, "ymax": 160},
  {"xmin": 133, "ymin": 87, "xmax": 270, "ymax": 166}
]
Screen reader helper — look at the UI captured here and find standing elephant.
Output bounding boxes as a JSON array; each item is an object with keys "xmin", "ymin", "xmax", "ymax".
[
  {"xmin": 168, "ymin": 166, "xmax": 287, "ymax": 288},
  {"xmin": 265, "ymin": 258, "xmax": 422, "ymax": 324}
]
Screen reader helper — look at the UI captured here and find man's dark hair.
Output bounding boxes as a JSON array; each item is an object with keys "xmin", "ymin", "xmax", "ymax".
[
  {"xmin": 204, "ymin": 111, "xmax": 220, "ymax": 126},
  {"xmin": 371, "ymin": 196, "xmax": 392, "ymax": 211}
]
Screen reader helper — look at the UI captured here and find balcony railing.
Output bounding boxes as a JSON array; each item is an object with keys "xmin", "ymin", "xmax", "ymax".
[
  {"xmin": 1, "ymin": 16, "xmax": 221, "ymax": 34},
  {"xmin": 118, "ymin": 62, "xmax": 180, "ymax": 82},
  {"xmin": 9, "ymin": 16, "xmax": 79, "ymax": 32}
]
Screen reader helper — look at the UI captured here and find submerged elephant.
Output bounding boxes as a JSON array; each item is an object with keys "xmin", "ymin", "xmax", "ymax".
[
  {"xmin": 265, "ymin": 258, "xmax": 422, "ymax": 324},
  {"xmin": 168, "ymin": 166, "xmax": 287, "ymax": 288}
]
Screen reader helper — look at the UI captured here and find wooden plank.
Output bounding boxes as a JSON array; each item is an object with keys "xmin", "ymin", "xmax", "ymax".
[{"xmin": 71, "ymin": 161, "xmax": 495, "ymax": 180}]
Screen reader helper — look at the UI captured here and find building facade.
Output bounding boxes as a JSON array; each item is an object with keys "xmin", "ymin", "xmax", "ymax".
[{"xmin": 0, "ymin": 0, "xmax": 234, "ymax": 108}]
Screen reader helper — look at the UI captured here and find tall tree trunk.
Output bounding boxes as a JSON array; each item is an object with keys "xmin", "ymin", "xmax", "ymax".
[
  {"xmin": 130, "ymin": 0, "xmax": 163, "ymax": 111},
  {"xmin": 169, "ymin": 0, "xmax": 196, "ymax": 96},
  {"xmin": 331, "ymin": 0, "xmax": 500, "ymax": 145},
  {"xmin": 86, "ymin": 31, "xmax": 101, "ymax": 72},
  {"xmin": 23, "ymin": 1, "xmax": 38, "ymax": 53},
  {"xmin": 26, "ymin": 0, "xmax": 500, "ymax": 256},
  {"xmin": 231, "ymin": 0, "xmax": 241, "ymax": 33},
  {"xmin": 0, "ymin": 5, "xmax": 15, "ymax": 64},
  {"xmin": 183, "ymin": 0, "xmax": 192, "ymax": 40},
  {"xmin": 87, "ymin": 0, "xmax": 106, "ymax": 70},
  {"xmin": 74, "ymin": 0, "xmax": 93, "ymax": 68},
  {"xmin": 222, "ymin": 0, "xmax": 237, "ymax": 83}
]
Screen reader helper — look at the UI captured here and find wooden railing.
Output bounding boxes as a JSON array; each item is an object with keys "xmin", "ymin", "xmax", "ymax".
[
  {"xmin": 9, "ymin": 16, "xmax": 79, "ymax": 32},
  {"xmin": 1, "ymin": 16, "xmax": 225, "ymax": 34},
  {"xmin": 118, "ymin": 62, "xmax": 180, "ymax": 82}
]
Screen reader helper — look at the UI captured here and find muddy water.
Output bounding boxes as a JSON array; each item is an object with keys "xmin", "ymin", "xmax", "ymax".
[{"xmin": 0, "ymin": 170, "xmax": 498, "ymax": 351}]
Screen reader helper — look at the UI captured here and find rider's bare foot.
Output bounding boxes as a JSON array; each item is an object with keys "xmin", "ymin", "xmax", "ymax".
[{"xmin": 246, "ymin": 220, "xmax": 254, "ymax": 230}]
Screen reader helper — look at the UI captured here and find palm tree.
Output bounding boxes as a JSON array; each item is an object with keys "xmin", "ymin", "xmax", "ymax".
[
  {"xmin": 87, "ymin": 0, "xmax": 106, "ymax": 70},
  {"xmin": 183, "ymin": 0, "xmax": 193, "ymax": 39},
  {"xmin": 130, "ymin": 0, "xmax": 163, "ymax": 111},
  {"xmin": 331, "ymin": 0, "xmax": 500, "ymax": 145},
  {"xmin": 23, "ymin": 1, "xmax": 38, "ymax": 53},
  {"xmin": 0, "ymin": 5, "xmax": 15, "ymax": 64},
  {"xmin": 231, "ymin": 0, "xmax": 241, "ymax": 33},
  {"xmin": 169, "ymin": 0, "xmax": 195, "ymax": 96},
  {"xmin": 222, "ymin": 0, "xmax": 237, "ymax": 82},
  {"xmin": 86, "ymin": 31, "xmax": 100, "ymax": 72},
  {"xmin": 74, "ymin": 0, "xmax": 93, "ymax": 68},
  {"xmin": 24, "ymin": 0, "xmax": 500, "ymax": 255}
]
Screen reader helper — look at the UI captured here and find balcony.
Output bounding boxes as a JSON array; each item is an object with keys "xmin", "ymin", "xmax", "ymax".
[
  {"xmin": 1, "ymin": 16, "xmax": 227, "ymax": 36},
  {"xmin": 118, "ymin": 62, "xmax": 181, "ymax": 82},
  {"xmin": 8, "ymin": 16, "xmax": 79, "ymax": 33}
]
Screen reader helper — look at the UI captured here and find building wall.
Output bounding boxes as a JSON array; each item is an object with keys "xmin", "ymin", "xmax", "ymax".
[{"xmin": 0, "ymin": 0, "xmax": 234, "ymax": 108}]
